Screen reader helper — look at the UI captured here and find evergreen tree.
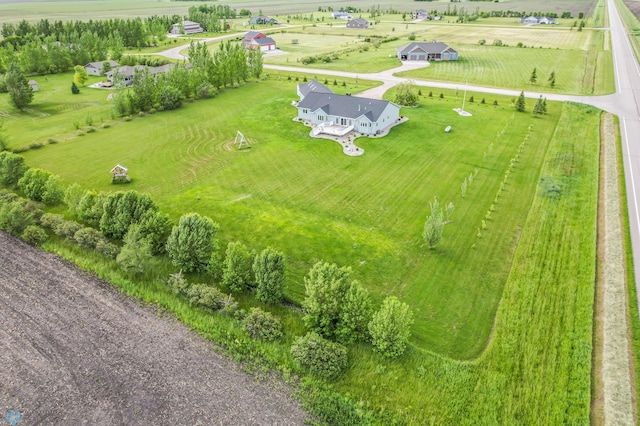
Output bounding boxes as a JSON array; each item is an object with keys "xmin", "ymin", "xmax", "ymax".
[
  {"xmin": 533, "ymin": 95, "xmax": 545, "ymax": 116},
  {"xmin": 5, "ymin": 62, "xmax": 33, "ymax": 110},
  {"xmin": 515, "ymin": 91, "xmax": 526, "ymax": 112},
  {"xmin": 71, "ymin": 81, "xmax": 80, "ymax": 94},
  {"xmin": 529, "ymin": 67, "xmax": 537, "ymax": 84},
  {"xmin": 548, "ymin": 70, "xmax": 556, "ymax": 88}
]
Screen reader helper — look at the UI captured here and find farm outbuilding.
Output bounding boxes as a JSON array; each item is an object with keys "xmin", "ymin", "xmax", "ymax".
[
  {"xmin": 243, "ymin": 31, "xmax": 276, "ymax": 51},
  {"xmin": 110, "ymin": 164, "xmax": 130, "ymax": 183},
  {"xmin": 397, "ymin": 41, "xmax": 458, "ymax": 61}
]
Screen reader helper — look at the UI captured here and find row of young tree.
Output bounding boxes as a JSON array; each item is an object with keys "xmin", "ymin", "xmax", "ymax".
[{"xmin": 0, "ymin": 149, "xmax": 416, "ymax": 378}]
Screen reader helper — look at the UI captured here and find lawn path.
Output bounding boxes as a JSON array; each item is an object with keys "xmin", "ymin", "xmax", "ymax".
[{"xmin": 601, "ymin": 113, "xmax": 635, "ymax": 425}]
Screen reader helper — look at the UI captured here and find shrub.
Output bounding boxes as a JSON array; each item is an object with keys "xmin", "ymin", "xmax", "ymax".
[
  {"xmin": 29, "ymin": 142, "xmax": 44, "ymax": 150},
  {"xmin": 167, "ymin": 270, "xmax": 189, "ymax": 295},
  {"xmin": 291, "ymin": 332, "xmax": 348, "ymax": 378},
  {"xmin": 22, "ymin": 225, "xmax": 48, "ymax": 245},
  {"xmin": 39, "ymin": 213, "xmax": 64, "ymax": 230},
  {"xmin": 244, "ymin": 307, "xmax": 283, "ymax": 341},
  {"xmin": 54, "ymin": 220, "xmax": 83, "ymax": 239},
  {"xmin": 96, "ymin": 239, "xmax": 120, "ymax": 259},
  {"xmin": 186, "ymin": 284, "xmax": 227, "ymax": 310},
  {"xmin": 0, "ymin": 151, "xmax": 28, "ymax": 186},
  {"xmin": 158, "ymin": 85, "xmax": 183, "ymax": 111},
  {"xmin": 0, "ymin": 200, "xmax": 33, "ymax": 235},
  {"xmin": 73, "ymin": 227, "xmax": 103, "ymax": 249}
]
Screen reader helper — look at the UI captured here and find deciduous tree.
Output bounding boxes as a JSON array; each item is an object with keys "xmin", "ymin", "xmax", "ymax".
[
  {"xmin": 302, "ymin": 262, "xmax": 352, "ymax": 340},
  {"xmin": 222, "ymin": 241, "xmax": 253, "ymax": 292},
  {"xmin": 166, "ymin": 212, "xmax": 219, "ymax": 273},
  {"xmin": 253, "ymin": 247, "xmax": 285, "ymax": 304},
  {"xmin": 73, "ymin": 64, "xmax": 89, "ymax": 86},
  {"xmin": 116, "ymin": 224, "xmax": 152, "ymax": 274},
  {"xmin": 368, "ymin": 296, "xmax": 414, "ymax": 358},
  {"xmin": 5, "ymin": 62, "xmax": 33, "ymax": 110}
]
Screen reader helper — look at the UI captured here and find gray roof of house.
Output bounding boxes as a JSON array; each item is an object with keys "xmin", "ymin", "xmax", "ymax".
[
  {"xmin": 298, "ymin": 92, "xmax": 396, "ymax": 122},
  {"xmin": 298, "ymin": 80, "xmax": 334, "ymax": 98},
  {"xmin": 254, "ymin": 37, "xmax": 275, "ymax": 45},
  {"xmin": 245, "ymin": 31, "xmax": 263, "ymax": 39},
  {"xmin": 85, "ymin": 60, "xmax": 119, "ymax": 69},
  {"xmin": 397, "ymin": 41, "xmax": 457, "ymax": 55},
  {"xmin": 348, "ymin": 18, "xmax": 368, "ymax": 25},
  {"xmin": 107, "ymin": 64, "xmax": 176, "ymax": 78}
]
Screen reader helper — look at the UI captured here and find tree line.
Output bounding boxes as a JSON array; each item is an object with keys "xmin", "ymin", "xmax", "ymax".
[
  {"xmin": 110, "ymin": 40, "xmax": 263, "ymax": 116},
  {"xmin": 0, "ymin": 149, "xmax": 415, "ymax": 380}
]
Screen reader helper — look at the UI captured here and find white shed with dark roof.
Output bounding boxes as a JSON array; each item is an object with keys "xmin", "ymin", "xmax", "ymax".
[{"xmin": 397, "ymin": 41, "xmax": 458, "ymax": 61}]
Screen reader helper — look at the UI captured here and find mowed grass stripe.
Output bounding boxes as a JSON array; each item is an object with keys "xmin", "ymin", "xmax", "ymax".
[
  {"xmin": 19, "ymin": 78, "xmax": 566, "ymax": 358},
  {"xmin": 333, "ymin": 102, "xmax": 599, "ymax": 424}
]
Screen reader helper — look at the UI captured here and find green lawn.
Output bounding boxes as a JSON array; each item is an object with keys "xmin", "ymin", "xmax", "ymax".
[
  {"xmin": 396, "ymin": 34, "xmax": 613, "ymax": 95},
  {"xmin": 7, "ymin": 75, "xmax": 564, "ymax": 359}
]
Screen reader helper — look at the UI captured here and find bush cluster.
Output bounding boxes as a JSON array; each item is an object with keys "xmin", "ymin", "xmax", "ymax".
[
  {"xmin": 291, "ymin": 332, "xmax": 348, "ymax": 378},
  {"xmin": 244, "ymin": 307, "xmax": 283, "ymax": 341}
]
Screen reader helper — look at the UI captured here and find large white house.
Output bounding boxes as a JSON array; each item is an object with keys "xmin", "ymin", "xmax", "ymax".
[
  {"xmin": 170, "ymin": 21, "xmax": 204, "ymax": 35},
  {"xmin": 296, "ymin": 80, "xmax": 400, "ymax": 136}
]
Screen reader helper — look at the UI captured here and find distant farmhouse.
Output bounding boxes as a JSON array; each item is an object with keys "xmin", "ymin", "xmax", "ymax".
[
  {"xmin": 170, "ymin": 21, "xmax": 204, "ymax": 35},
  {"xmin": 106, "ymin": 64, "xmax": 177, "ymax": 87},
  {"xmin": 296, "ymin": 80, "xmax": 401, "ymax": 136},
  {"xmin": 243, "ymin": 31, "xmax": 277, "ymax": 51},
  {"xmin": 331, "ymin": 10, "xmax": 350, "ymax": 19},
  {"xmin": 85, "ymin": 60, "xmax": 120, "ymax": 76},
  {"xmin": 519, "ymin": 16, "xmax": 557, "ymax": 24},
  {"xmin": 412, "ymin": 9, "xmax": 429, "ymax": 20},
  {"xmin": 397, "ymin": 41, "xmax": 458, "ymax": 61},
  {"xmin": 347, "ymin": 18, "xmax": 369, "ymax": 29},
  {"xmin": 249, "ymin": 15, "xmax": 278, "ymax": 25}
]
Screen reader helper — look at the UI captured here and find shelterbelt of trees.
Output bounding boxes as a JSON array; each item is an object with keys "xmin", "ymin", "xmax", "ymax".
[{"xmin": 0, "ymin": 4, "xmax": 237, "ymax": 75}]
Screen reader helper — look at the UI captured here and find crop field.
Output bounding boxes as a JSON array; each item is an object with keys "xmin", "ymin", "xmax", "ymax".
[
  {"xmin": 0, "ymin": 0, "xmax": 600, "ymax": 25},
  {"xmin": 5, "ymin": 74, "xmax": 564, "ymax": 360}
]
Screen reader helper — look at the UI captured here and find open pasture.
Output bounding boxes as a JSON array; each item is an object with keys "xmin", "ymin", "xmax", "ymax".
[
  {"xmin": 0, "ymin": 0, "xmax": 599, "ymax": 25},
  {"xmin": 11, "ymin": 75, "xmax": 563, "ymax": 359}
]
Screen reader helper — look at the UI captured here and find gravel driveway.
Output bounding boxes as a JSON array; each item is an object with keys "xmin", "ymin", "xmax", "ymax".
[{"xmin": 0, "ymin": 232, "xmax": 306, "ymax": 425}]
